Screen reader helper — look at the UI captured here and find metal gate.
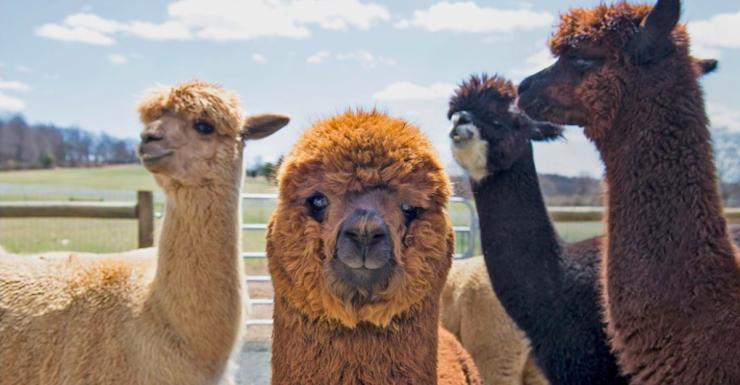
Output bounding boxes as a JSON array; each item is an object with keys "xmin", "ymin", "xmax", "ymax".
[{"xmin": 241, "ymin": 193, "xmax": 479, "ymax": 326}]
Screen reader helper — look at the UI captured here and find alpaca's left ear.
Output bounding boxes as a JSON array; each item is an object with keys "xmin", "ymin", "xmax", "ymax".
[
  {"xmin": 693, "ymin": 58, "xmax": 718, "ymax": 76},
  {"xmin": 242, "ymin": 114, "xmax": 290, "ymax": 141},
  {"xmin": 626, "ymin": 0, "xmax": 681, "ymax": 64}
]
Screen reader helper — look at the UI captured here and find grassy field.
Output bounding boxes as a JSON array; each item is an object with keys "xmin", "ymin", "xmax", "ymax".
[{"xmin": 0, "ymin": 165, "xmax": 606, "ymax": 255}]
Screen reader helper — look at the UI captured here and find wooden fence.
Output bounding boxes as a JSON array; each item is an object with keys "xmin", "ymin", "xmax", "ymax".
[{"xmin": 0, "ymin": 190, "xmax": 155, "ymax": 248}]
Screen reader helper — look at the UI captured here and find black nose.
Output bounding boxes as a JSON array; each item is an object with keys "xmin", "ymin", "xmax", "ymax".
[
  {"xmin": 336, "ymin": 208, "xmax": 392, "ymax": 270},
  {"xmin": 140, "ymin": 131, "xmax": 163, "ymax": 143}
]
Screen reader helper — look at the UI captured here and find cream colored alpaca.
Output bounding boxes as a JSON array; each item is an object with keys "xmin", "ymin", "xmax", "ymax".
[
  {"xmin": 441, "ymin": 257, "xmax": 548, "ymax": 385},
  {"xmin": 0, "ymin": 80, "xmax": 289, "ymax": 385}
]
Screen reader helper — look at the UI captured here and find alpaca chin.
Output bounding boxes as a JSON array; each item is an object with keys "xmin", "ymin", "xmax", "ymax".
[
  {"xmin": 323, "ymin": 259, "xmax": 398, "ymax": 310},
  {"xmin": 451, "ymin": 137, "xmax": 489, "ymax": 183}
]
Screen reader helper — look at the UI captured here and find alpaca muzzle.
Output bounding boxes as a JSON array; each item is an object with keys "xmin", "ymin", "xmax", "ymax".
[{"xmin": 333, "ymin": 208, "xmax": 395, "ymax": 288}]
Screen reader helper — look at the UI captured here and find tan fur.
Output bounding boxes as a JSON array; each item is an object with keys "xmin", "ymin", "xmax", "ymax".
[
  {"xmin": 0, "ymin": 81, "xmax": 288, "ymax": 385},
  {"xmin": 441, "ymin": 257, "xmax": 548, "ymax": 385}
]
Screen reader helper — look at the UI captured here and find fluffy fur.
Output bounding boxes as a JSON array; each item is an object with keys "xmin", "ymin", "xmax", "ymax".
[
  {"xmin": 268, "ymin": 110, "xmax": 481, "ymax": 385},
  {"xmin": 518, "ymin": 1, "xmax": 740, "ymax": 383},
  {"xmin": 448, "ymin": 74, "xmax": 627, "ymax": 385},
  {"xmin": 441, "ymin": 257, "xmax": 548, "ymax": 385},
  {"xmin": 0, "ymin": 81, "xmax": 287, "ymax": 385}
]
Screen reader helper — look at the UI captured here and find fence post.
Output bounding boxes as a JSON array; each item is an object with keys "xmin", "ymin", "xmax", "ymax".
[{"xmin": 137, "ymin": 191, "xmax": 154, "ymax": 248}]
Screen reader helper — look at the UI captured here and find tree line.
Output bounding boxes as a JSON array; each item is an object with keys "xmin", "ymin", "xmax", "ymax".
[{"xmin": 0, "ymin": 115, "xmax": 138, "ymax": 170}]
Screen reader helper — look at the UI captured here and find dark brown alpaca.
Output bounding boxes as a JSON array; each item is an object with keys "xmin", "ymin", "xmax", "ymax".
[
  {"xmin": 267, "ymin": 110, "xmax": 481, "ymax": 385},
  {"xmin": 517, "ymin": 1, "xmax": 738, "ymax": 384}
]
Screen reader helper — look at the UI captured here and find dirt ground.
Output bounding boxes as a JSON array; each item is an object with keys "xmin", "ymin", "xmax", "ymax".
[{"xmin": 235, "ymin": 343, "xmax": 271, "ymax": 385}]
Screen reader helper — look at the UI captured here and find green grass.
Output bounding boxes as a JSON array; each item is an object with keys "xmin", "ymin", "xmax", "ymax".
[{"xmin": 0, "ymin": 165, "xmax": 160, "ymax": 191}]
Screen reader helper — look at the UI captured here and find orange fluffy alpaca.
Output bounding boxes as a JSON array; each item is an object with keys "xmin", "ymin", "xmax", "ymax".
[
  {"xmin": 267, "ymin": 110, "xmax": 481, "ymax": 385},
  {"xmin": 0, "ymin": 81, "xmax": 289, "ymax": 385}
]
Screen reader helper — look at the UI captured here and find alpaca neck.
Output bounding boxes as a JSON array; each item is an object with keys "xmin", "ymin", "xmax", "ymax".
[
  {"xmin": 271, "ymin": 296, "xmax": 439, "ymax": 385},
  {"xmin": 148, "ymin": 175, "xmax": 244, "ymax": 369},
  {"xmin": 473, "ymin": 147, "xmax": 563, "ymax": 332},
  {"xmin": 601, "ymin": 73, "xmax": 737, "ymax": 302}
]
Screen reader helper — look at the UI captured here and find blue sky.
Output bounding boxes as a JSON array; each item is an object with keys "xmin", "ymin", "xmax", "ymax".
[{"xmin": 1, "ymin": 0, "xmax": 738, "ymax": 177}]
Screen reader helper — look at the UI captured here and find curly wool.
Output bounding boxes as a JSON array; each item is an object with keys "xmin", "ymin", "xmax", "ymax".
[
  {"xmin": 272, "ymin": 109, "xmax": 452, "ymax": 327},
  {"xmin": 549, "ymin": 2, "xmax": 688, "ymax": 55},
  {"xmin": 268, "ymin": 109, "xmax": 480, "ymax": 385}
]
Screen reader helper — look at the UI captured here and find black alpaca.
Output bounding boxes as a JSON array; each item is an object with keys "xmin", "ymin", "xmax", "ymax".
[{"xmin": 447, "ymin": 74, "xmax": 627, "ymax": 385}]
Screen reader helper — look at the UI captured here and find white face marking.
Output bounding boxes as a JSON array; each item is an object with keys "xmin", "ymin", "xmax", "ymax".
[{"xmin": 449, "ymin": 112, "xmax": 489, "ymax": 183}]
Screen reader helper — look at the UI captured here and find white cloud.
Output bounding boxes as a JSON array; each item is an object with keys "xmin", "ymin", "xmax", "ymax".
[
  {"xmin": 0, "ymin": 79, "xmax": 32, "ymax": 92},
  {"xmin": 108, "ymin": 54, "xmax": 128, "ymax": 64},
  {"xmin": 36, "ymin": 0, "xmax": 389, "ymax": 45},
  {"xmin": 252, "ymin": 53, "xmax": 267, "ymax": 64},
  {"xmin": 36, "ymin": 18, "xmax": 116, "ymax": 46},
  {"xmin": 336, "ymin": 50, "xmax": 396, "ymax": 67},
  {"xmin": 689, "ymin": 11, "xmax": 740, "ymax": 52},
  {"xmin": 397, "ymin": 1, "xmax": 553, "ymax": 33},
  {"xmin": 509, "ymin": 47, "xmax": 555, "ymax": 81},
  {"xmin": 307, "ymin": 49, "xmax": 395, "ymax": 67},
  {"xmin": 16, "ymin": 65, "xmax": 32, "ymax": 73},
  {"xmin": 0, "ymin": 92, "xmax": 26, "ymax": 111},
  {"xmin": 708, "ymin": 103, "xmax": 740, "ymax": 133},
  {"xmin": 307, "ymin": 50, "xmax": 332, "ymax": 64},
  {"xmin": 373, "ymin": 81, "xmax": 455, "ymax": 101}
]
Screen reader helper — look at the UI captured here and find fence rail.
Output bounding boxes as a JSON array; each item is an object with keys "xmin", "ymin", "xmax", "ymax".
[{"xmin": 0, "ymin": 190, "xmax": 155, "ymax": 248}]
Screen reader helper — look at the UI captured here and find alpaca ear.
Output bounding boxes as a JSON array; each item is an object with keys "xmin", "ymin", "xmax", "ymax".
[
  {"xmin": 516, "ymin": 112, "xmax": 563, "ymax": 141},
  {"xmin": 626, "ymin": 0, "xmax": 681, "ymax": 64},
  {"xmin": 242, "ymin": 114, "xmax": 290, "ymax": 141},
  {"xmin": 693, "ymin": 58, "xmax": 718, "ymax": 76},
  {"xmin": 530, "ymin": 121, "xmax": 564, "ymax": 142}
]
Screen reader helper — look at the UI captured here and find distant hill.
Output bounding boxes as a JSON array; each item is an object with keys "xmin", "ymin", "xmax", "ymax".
[{"xmin": 0, "ymin": 115, "xmax": 137, "ymax": 171}]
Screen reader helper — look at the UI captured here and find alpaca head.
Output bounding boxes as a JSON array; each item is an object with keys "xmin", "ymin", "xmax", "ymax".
[
  {"xmin": 448, "ymin": 74, "xmax": 562, "ymax": 182},
  {"xmin": 268, "ymin": 110, "xmax": 453, "ymax": 328},
  {"xmin": 137, "ymin": 80, "xmax": 289, "ymax": 188},
  {"xmin": 516, "ymin": 0, "xmax": 717, "ymax": 144}
]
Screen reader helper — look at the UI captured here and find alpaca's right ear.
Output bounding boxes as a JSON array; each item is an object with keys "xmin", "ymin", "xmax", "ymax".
[
  {"xmin": 517, "ymin": 112, "xmax": 563, "ymax": 141},
  {"xmin": 626, "ymin": 0, "xmax": 681, "ymax": 64},
  {"xmin": 530, "ymin": 121, "xmax": 564, "ymax": 142},
  {"xmin": 242, "ymin": 114, "xmax": 290, "ymax": 141}
]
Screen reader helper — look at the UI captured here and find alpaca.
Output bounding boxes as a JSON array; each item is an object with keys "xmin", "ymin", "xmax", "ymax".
[
  {"xmin": 447, "ymin": 74, "xmax": 626, "ymax": 385},
  {"xmin": 441, "ymin": 256, "xmax": 548, "ymax": 385},
  {"xmin": 267, "ymin": 110, "xmax": 481, "ymax": 385},
  {"xmin": 0, "ymin": 81, "xmax": 289, "ymax": 385},
  {"xmin": 517, "ymin": 1, "xmax": 739, "ymax": 383}
]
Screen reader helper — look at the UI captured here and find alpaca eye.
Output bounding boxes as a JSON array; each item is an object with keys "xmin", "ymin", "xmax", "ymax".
[
  {"xmin": 457, "ymin": 115, "xmax": 471, "ymax": 125},
  {"xmin": 574, "ymin": 58, "xmax": 597, "ymax": 71},
  {"xmin": 194, "ymin": 121, "xmax": 215, "ymax": 135},
  {"xmin": 307, "ymin": 193, "xmax": 329, "ymax": 222},
  {"xmin": 400, "ymin": 203, "xmax": 419, "ymax": 225}
]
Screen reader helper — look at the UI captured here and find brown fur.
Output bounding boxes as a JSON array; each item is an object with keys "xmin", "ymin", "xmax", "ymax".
[
  {"xmin": 0, "ymin": 81, "xmax": 288, "ymax": 385},
  {"xmin": 441, "ymin": 257, "xmax": 548, "ymax": 385},
  {"xmin": 518, "ymin": 1, "xmax": 739, "ymax": 384},
  {"xmin": 268, "ymin": 110, "xmax": 481, "ymax": 385}
]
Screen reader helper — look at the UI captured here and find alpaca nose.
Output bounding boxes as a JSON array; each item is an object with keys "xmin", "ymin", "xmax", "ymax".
[
  {"xmin": 140, "ymin": 124, "xmax": 164, "ymax": 143},
  {"xmin": 336, "ymin": 208, "xmax": 392, "ymax": 270}
]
